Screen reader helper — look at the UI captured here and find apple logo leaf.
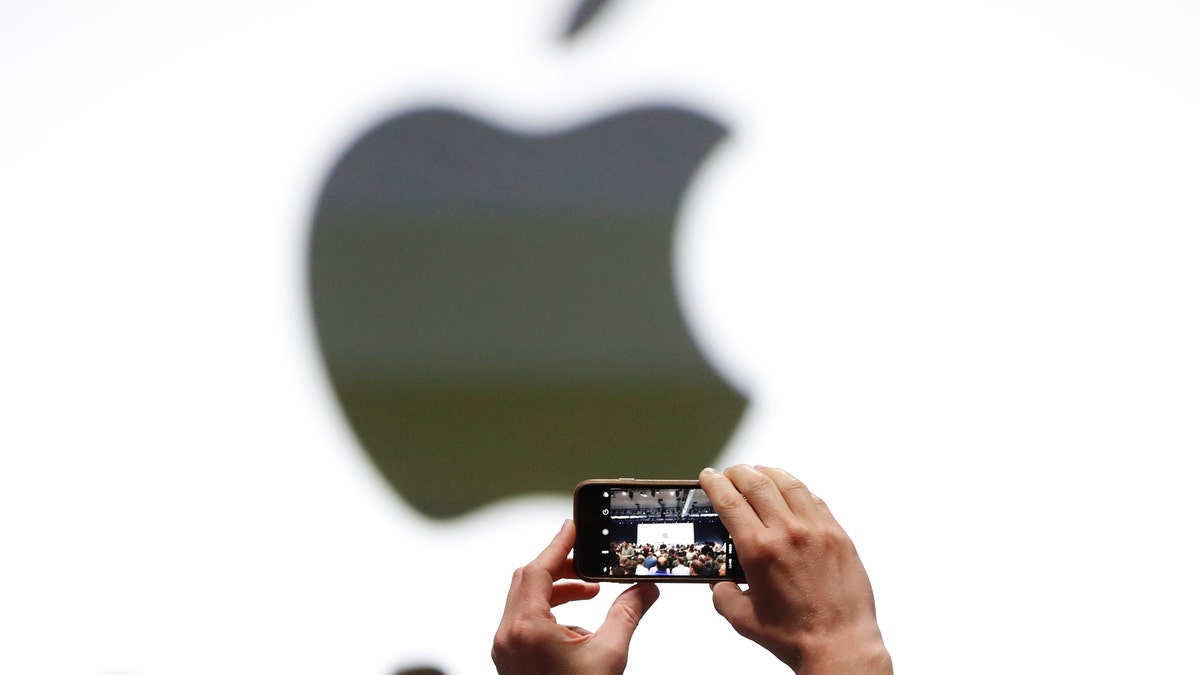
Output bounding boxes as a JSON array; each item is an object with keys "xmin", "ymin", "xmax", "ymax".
[
  {"xmin": 562, "ymin": 0, "xmax": 615, "ymax": 39},
  {"xmin": 309, "ymin": 105, "xmax": 746, "ymax": 519}
]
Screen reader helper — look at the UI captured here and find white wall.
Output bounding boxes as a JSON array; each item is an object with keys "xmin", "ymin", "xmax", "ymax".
[{"xmin": 3, "ymin": 1, "xmax": 1198, "ymax": 673}]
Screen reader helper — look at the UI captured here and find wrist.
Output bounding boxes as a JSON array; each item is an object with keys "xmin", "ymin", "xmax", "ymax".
[{"xmin": 793, "ymin": 624, "xmax": 892, "ymax": 675}]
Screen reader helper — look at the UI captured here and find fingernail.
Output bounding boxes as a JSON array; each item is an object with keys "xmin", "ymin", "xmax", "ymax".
[{"xmin": 701, "ymin": 467, "xmax": 715, "ymax": 476}]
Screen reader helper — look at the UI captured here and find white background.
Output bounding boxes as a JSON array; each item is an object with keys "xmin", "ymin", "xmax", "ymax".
[{"xmin": 3, "ymin": 1, "xmax": 1198, "ymax": 673}]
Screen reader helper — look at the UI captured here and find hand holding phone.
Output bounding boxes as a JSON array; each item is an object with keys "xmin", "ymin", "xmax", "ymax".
[
  {"xmin": 492, "ymin": 519, "xmax": 660, "ymax": 675},
  {"xmin": 698, "ymin": 465, "xmax": 892, "ymax": 675},
  {"xmin": 501, "ymin": 467, "xmax": 891, "ymax": 674}
]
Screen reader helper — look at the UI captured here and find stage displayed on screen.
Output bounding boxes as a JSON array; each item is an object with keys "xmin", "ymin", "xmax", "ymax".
[{"xmin": 604, "ymin": 486, "xmax": 734, "ymax": 578}]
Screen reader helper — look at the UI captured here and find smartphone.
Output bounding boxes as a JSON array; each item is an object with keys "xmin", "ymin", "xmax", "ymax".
[{"xmin": 573, "ymin": 479, "xmax": 745, "ymax": 583}]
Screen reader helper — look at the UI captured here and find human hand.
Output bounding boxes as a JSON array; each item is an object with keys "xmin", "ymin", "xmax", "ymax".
[
  {"xmin": 699, "ymin": 465, "xmax": 892, "ymax": 675},
  {"xmin": 492, "ymin": 519, "xmax": 660, "ymax": 675}
]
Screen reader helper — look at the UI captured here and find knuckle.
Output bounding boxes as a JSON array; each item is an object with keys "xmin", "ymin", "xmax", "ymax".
[
  {"xmin": 782, "ymin": 522, "xmax": 814, "ymax": 548},
  {"xmin": 739, "ymin": 530, "xmax": 774, "ymax": 557},
  {"xmin": 743, "ymin": 470, "xmax": 773, "ymax": 493},
  {"xmin": 779, "ymin": 474, "xmax": 810, "ymax": 495},
  {"xmin": 498, "ymin": 617, "xmax": 539, "ymax": 650},
  {"xmin": 810, "ymin": 523, "xmax": 849, "ymax": 552},
  {"xmin": 491, "ymin": 632, "xmax": 513, "ymax": 657},
  {"xmin": 827, "ymin": 524, "xmax": 853, "ymax": 548}
]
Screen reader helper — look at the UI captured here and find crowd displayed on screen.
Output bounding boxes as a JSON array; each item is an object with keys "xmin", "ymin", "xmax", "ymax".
[{"xmin": 609, "ymin": 540, "xmax": 728, "ymax": 577}]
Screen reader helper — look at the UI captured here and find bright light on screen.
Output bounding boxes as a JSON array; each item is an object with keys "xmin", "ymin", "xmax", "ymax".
[{"xmin": 637, "ymin": 522, "xmax": 695, "ymax": 545}]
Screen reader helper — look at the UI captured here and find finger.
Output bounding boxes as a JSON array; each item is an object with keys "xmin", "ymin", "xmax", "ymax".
[
  {"xmin": 710, "ymin": 581, "xmax": 756, "ymax": 633},
  {"xmin": 724, "ymin": 464, "xmax": 794, "ymax": 527},
  {"xmin": 808, "ymin": 491, "xmax": 846, "ymax": 529},
  {"xmin": 756, "ymin": 466, "xmax": 820, "ymax": 519},
  {"xmin": 591, "ymin": 583, "xmax": 660, "ymax": 655},
  {"xmin": 760, "ymin": 469, "xmax": 841, "ymax": 523},
  {"xmin": 548, "ymin": 579, "xmax": 601, "ymax": 608},
  {"xmin": 547, "ymin": 556, "xmax": 578, "ymax": 581},
  {"xmin": 500, "ymin": 520, "xmax": 575, "ymax": 619},
  {"xmin": 532, "ymin": 519, "xmax": 577, "ymax": 577},
  {"xmin": 699, "ymin": 467, "xmax": 761, "ymax": 536}
]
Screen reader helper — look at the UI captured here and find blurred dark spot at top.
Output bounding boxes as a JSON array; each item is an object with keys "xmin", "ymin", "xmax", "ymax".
[{"xmin": 563, "ymin": 0, "xmax": 615, "ymax": 40}]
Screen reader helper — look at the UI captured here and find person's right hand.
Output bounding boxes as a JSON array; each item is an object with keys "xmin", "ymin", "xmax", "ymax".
[{"xmin": 699, "ymin": 465, "xmax": 892, "ymax": 675}]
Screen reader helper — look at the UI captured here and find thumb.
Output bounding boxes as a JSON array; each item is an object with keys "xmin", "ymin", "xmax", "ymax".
[
  {"xmin": 591, "ymin": 583, "xmax": 660, "ymax": 653},
  {"xmin": 710, "ymin": 581, "xmax": 756, "ymax": 632}
]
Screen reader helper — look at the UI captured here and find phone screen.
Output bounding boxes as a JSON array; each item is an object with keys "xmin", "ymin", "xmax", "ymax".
[{"xmin": 573, "ymin": 480, "xmax": 743, "ymax": 582}]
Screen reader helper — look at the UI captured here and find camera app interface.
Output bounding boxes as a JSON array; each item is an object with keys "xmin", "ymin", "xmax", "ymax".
[{"xmin": 603, "ymin": 486, "xmax": 734, "ymax": 578}]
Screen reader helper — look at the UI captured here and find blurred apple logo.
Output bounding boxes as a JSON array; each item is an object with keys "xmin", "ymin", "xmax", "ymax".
[{"xmin": 307, "ymin": 0, "xmax": 746, "ymax": 521}]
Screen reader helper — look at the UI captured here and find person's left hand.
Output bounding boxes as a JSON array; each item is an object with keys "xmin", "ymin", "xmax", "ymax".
[{"xmin": 492, "ymin": 520, "xmax": 660, "ymax": 675}]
